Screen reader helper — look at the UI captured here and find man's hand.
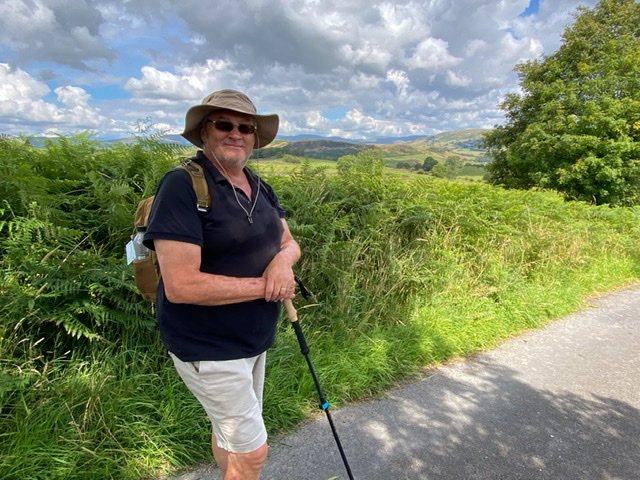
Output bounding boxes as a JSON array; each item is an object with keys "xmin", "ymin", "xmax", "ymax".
[
  {"xmin": 262, "ymin": 254, "xmax": 296, "ymax": 302},
  {"xmin": 262, "ymin": 219, "xmax": 300, "ymax": 302}
]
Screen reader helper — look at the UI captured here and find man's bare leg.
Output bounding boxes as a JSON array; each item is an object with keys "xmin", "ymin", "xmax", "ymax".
[
  {"xmin": 212, "ymin": 437, "xmax": 228, "ymax": 477},
  {"xmin": 212, "ymin": 437, "xmax": 268, "ymax": 480}
]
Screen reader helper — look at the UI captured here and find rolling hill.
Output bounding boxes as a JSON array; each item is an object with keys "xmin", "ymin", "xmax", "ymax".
[
  {"xmin": 19, "ymin": 129, "xmax": 491, "ymax": 165},
  {"xmin": 261, "ymin": 128, "xmax": 491, "ymax": 163}
]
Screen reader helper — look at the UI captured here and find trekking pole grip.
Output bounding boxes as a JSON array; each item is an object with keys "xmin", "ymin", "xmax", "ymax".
[
  {"xmin": 284, "ymin": 298, "xmax": 298, "ymax": 322},
  {"xmin": 284, "ymin": 299, "xmax": 310, "ymax": 355}
]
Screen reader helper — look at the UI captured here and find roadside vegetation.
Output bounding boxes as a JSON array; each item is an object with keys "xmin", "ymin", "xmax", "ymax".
[{"xmin": 1, "ymin": 136, "xmax": 639, "ymax": 479}]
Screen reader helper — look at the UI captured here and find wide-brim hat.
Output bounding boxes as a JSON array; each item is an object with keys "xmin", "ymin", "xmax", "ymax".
[{"xmin": 181, "ymin": 89, "xmax": 279, "ymax": 148}]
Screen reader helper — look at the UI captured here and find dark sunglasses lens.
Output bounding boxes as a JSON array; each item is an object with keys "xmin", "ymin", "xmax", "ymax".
[
  {"xmin": 211, "ymin": 120, "xmax": 256, "ymax": 134},
  {"xmin": 213, "ymin": 120, "xmax": 234, "ymax": 132},
  {"xmin": 238, "ymin": 124, "xmax": 256, "ymax": 134}
]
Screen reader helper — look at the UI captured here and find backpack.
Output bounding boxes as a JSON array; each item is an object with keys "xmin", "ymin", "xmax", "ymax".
[{"xmin": 131, "ymin": 158, "xmax": 211, "ymax": 302}]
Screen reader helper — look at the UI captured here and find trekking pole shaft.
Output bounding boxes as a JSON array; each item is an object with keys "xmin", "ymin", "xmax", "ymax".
[
  {"xmin": 283, "ymin": 299, "xmax": 355, "ymax": 480},
  {"xmin": 323, "ymin": 408, "xmax": 355, "ymax": 480}
]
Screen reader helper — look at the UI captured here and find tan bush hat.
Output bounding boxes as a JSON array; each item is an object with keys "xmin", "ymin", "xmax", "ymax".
[{"xmin": 181, "ymin": 89, "xmax": 279, "ymax": 148}]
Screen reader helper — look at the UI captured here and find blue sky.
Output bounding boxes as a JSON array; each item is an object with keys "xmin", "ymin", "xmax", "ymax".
[
  {"xmin": 522, "ymin": 0, "xmax": 542, "ymax": 16},
  {"xmin": 0, "ymin": 0, "xmax": 598, "ymax": 140}
]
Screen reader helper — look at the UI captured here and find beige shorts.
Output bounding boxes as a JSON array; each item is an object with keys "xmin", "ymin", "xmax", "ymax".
[{"xmin": 169, "ymin": 351, "xmax": 267, "ymax": 453}]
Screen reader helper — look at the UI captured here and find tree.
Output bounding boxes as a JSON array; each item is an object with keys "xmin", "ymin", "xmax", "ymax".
[
  {"xmin": 422, "ymin": 156, "xmax": 438, "ymax": 171},
  {"xmin": 445, "ymin": 156, "xmax": 464, "ymax": 178},
  {"xmin": 432, "ymin": 155, "xmax": 464, "ymax": 179},
  {"xmin": 484, "ymin": 0, "xmax": 640, "ymax": 206}
]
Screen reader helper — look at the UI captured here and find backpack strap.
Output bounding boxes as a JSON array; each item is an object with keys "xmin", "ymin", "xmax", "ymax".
[
  {"xmin": 177, "ymin": 158, "xmax": 211, "ymax": 212},
  {"xmin": 134, "ymin": 195, "xmax": 156, "ymax": 230}
]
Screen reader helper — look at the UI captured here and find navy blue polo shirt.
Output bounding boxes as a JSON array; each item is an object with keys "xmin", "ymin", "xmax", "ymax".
[{"xmin": 144, "ymin": 151, "xmax": 285, "ymax": 361}]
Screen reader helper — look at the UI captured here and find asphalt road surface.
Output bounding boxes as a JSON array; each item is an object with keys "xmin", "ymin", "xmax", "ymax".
[{"xmin": 164, "ymin": 285, "xmax": 640, "ymax": 480}]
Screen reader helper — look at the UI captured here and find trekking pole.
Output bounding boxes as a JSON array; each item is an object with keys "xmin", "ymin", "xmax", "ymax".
[{"xmin": 283, "ymin": 298, "xmax": 355, "ymax": 480}]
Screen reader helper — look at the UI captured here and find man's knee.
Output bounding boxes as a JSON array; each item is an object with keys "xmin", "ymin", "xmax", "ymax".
[
  {"xmin": 244, "ymin": 442, "xmax": 269, "ymax": 466},
  {"xmin": 229, "ymin": 442, "xmax": 269, "ymax": 471}
]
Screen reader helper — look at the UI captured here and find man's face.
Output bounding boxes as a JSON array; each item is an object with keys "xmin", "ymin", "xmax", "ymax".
[{"xmin": 201, "ymin": 110, "xmax": 256, "ymax": 170}]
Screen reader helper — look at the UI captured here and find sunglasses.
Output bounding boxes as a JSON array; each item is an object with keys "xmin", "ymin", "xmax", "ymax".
[{"xmin": 205, "ymin": 119, "xmax": 257, "ymax": 135}]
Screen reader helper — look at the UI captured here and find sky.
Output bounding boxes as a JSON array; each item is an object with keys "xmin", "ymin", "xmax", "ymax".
[{"xmin": 0, "ymin": 0, "xmax": 599, "ymax": 141}]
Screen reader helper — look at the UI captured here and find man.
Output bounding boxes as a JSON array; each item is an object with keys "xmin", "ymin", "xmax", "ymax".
[{"xmin": 144, "ymin": 89, "xmax": 301, "ymax": 480}]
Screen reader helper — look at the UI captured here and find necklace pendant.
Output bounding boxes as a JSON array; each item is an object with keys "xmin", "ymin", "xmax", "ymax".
[{"xmin": 248, "ymin": 215, "xmax": 253, "ymax": 224}]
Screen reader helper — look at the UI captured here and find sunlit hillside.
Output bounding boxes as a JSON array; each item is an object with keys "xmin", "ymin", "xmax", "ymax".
[{"xmin": 261, "ymin": 128, "xmax": 491, "ymax": 164}]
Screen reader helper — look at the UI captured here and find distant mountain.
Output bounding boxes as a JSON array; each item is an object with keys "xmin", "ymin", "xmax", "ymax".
[
  {"xmin": 264, "ymin": 129, "xmax": 491, "ymax": 162},
  {"xmin": 278, "ymin": 134, "xmax": 430, "ymax": 145},
  {"xmin": 108, "ymin": 129, "xmax": 491, "ymax": 162},
  {"xmin": 278, "ymin": 134, "xmax": 362, "ymax": 143},
  {"xmin": 159, "ymin": 134, "xmax": 192, "ymax": 145},
  {"xmin": 16, "ymin": 129, "xmax": 491, "ymax": 163},
  {"xmin": 259, "ymin": 138, "xmax": 372, "ymax": 160},
  {"xmin": 425, "ymin": 129, "xmax": 488, "ymax": 151},
  {"xmin": 102, "ymin": 134, "xmax": 192, "ymax": 147},
  {"xmin": 421, "ymin": 129, "xmax": 491, "ymax": 163},
  {"xmin": 372, "ymin": 135, "xmax": 430, "ymax": 144}
]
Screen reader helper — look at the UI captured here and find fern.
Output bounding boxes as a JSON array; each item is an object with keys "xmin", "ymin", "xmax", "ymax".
[
  {"xmin": 0, "ymin": 198, "xmax": 155, "ymax": 358},
  {"xmin": 52, "ymin": 311, "xmax": 102, "ymax": 341}
]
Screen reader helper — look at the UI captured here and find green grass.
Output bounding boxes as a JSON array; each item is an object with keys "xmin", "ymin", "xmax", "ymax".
[
  {"xmin": 1, "ymin": 138, "xmax": 639, "ymax": 479},
  {"xmin": 460, "ymin": 164, "xmax": 486, "ymax": 177},
  {"xmin": 0, "ymin": 342, "xmax": 210, "ymax": 480}
]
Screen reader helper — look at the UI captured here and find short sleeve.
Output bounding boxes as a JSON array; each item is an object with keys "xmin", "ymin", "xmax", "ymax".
[{"xmin": 143, "ymin": 169, "xmax": 204, "ymax": 250}]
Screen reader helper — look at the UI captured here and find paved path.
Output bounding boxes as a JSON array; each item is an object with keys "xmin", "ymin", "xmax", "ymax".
[{"xmin": 165, "ymin": 286, "xmax": 640, "ymax": 480}]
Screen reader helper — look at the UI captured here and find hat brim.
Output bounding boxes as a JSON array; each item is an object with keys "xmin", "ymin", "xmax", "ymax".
[{"xmin": 181, "ymin": 105, "xmax": 279, "ymax": 149}]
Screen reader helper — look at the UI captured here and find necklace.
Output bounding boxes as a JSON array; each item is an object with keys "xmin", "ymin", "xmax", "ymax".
[
  {"xmin": 230, "ymin": 175, "xmax": 260, "ymax": 224},
  {"xmin": 212, "ymin": 155, "xmax": 260, "ymax": 224}
]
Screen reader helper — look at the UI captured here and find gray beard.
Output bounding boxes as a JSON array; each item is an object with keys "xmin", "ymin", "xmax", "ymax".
[{"xmin": 204, "ymin": 146, "xmax": 252, "ymax": 173}]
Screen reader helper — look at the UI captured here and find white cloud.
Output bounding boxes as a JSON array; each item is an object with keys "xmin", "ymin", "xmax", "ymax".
[
  {"xmin": 0, "ymin": 0, "xmax": 115, "ymax": 69},
  {"xmin": 377, "ymin": 2, "xmax": 423, "ymax": 42},
  {"xmin": 446, "ymin": 70, "xmax": 472, "ymax": 87},
  {"xmin": 340, "ymin": 108, "xmax": 425, "ymax": 138},
  {"xmin": 0, "ymin": 66, "xmax": 58, "ymax": 125},
  {"xmin": 0, "ymin": 63, "xmax": 50, "ymax": 102},
  {"xmin": 0, "ymin": 0, "xmax": 56, "ymax": 48},
  {"xmin": 306, "ymin": 111, "xmax": 328, "ymax": 129},
  {"xmin": 339, "ymin": 42, "xmax": 393, "ymax": 69},
  {"xmin": 55, "ymin": 86, "xmax": 91, "ymax": 107},
  {"xmin": 0, "ymin": 63, "xmax": 105, "ymax": 134},
  {"xmin": 465, "ymin": 39, "xmax": 488, "ymax": 57},
  {"xmin": 0, "ymin": 0, "xmax": 604, "ymax": 139},
  {"xmin": 125, "ymin": 66, "xmax": 195, "ymax": 101},
  {"xmin": 499, "ymin": 32, "xmax": 544, "ymax": 63},
  {"xmin": 406, "ymin": 37, "xmax": 462, "ymax": 71},
  {"xmin": 349, "ymin": 72, "xmax": 383, "ymax": 91},
  {"xmin": 189, "ymin": 34, "xmax": 207, "ymax": 46},
  {"xmin": 125, "ymin": 59, "xmax": 251, "ymax": 103},
  {"xmin": 386, "ymin": 69, "xmax": 410, "ymax": 97}
]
